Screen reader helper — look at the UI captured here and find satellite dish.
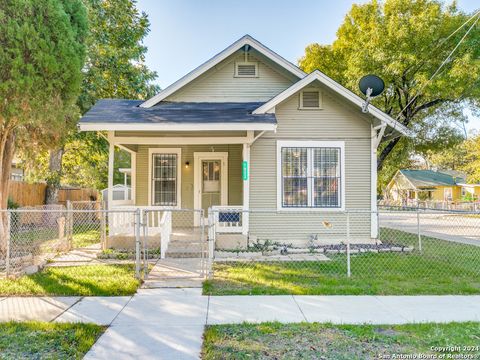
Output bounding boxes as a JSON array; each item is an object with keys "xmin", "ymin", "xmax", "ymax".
[
  {"xmin": 359, "ymin": 74, "xmax": 385, "ymax": 113},
  {"xmin": 359, "ymin": 74, "xmax": 385, "ymax": 97}
]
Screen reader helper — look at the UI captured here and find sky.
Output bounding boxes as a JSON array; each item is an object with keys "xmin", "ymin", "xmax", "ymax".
[{"xmin": 135, "ymin": 0, "xmax": 480, "ymax": 131}]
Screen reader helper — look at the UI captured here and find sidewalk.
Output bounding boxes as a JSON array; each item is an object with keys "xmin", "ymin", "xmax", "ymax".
[{"xmin": 1, "ymin": 291, "xmax": 480, "ymax": 359}]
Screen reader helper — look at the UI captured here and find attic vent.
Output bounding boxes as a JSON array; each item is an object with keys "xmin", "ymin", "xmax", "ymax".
[
  {"xmin": 235, "ymin": 62, "xmax": 258, "ymax": 77},
  {"xmin": 300, "ymin": 91, "xmax": 321, "ymax": 109}
]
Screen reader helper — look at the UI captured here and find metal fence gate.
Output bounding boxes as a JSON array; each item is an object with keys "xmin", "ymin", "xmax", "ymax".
[{"xmin": 141, "ymin": 209, "xmax": 208, "ymax": 282}]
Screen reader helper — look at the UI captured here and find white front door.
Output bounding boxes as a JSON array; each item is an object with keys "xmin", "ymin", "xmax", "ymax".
[{"xmin": 193, "ymin": 152, "xmax": 228, "ymax": 226}]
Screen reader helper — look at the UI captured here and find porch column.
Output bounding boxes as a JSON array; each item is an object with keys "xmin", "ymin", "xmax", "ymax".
[
  {"xmin": 242, "ymin": 143, "xmax": 250, "ymax": 236},
  {"xmin": 371, "ymin": 127, "xmax": 378, "ymax": 238},
  {"xmin": 131, "ymin": 151, "xmax": 136, "ymax": 204},
  {"xmin": 107, "ymin": 131, "xmax": 115, "ymax": 210}
]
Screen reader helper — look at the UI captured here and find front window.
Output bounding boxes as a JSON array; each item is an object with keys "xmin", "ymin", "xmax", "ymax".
[
  {"xmin": 152, "ymin": 153, "xmax": 178, "ymax": 206},
  {"xmin": 280, "ymin": 143, "xmax": 342, "ymax": 208}
]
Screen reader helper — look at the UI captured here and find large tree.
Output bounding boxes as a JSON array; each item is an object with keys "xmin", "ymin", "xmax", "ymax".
[
  {"xmin": 40, "ymin": 0, "xmax": 159, "ymax": 197},
  {"xmin": 427, "ymin": 134, "xmax": 480, "ymax": 183},
  {"xmin": 299, "ymin": 0, "xmax": 480, "ymax": 186},
  {"xmin": 0, "ymin": 0, "xmax": 87, "ymax": 253}
]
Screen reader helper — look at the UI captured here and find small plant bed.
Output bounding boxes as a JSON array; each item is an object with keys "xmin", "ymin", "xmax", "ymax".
[
  {"xmin": 0, "ymin": 321, "xmax": 104, "ymax": 359},
  {"xmin": 98, "ymin": 247, "xmax": 160, "ymax": 260},
  {"xmin": 202, "ymin": 322, "xmax": 480, "ymax": 360},
  {"xmin": 0, "ymin": 264, "xmax": 140, "ymax": 296},
  {"xmin": 215, "ymin": 243, "xmax": 414, "ymax": 259},
  {"xmin": 204, "ymin": 228, "xmax": 480, "ymax": 295}
]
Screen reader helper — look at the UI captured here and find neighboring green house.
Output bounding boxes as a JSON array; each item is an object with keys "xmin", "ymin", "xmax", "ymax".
[
  {"xmin": 385, "ymin": 169, "xmax": 480, "ymax": 203},
  {"xmin": 78, "ymin": 35, "xmax": 410, "ymax": 248}
]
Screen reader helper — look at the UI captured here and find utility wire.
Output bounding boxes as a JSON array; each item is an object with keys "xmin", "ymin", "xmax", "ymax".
[
  {"xmin": 394, "ymin": 11, "xmax": 480, "ymax": 124},
  {"xmin": 409, "ymin": 9, "xmax": 480, "ymax": 76}
]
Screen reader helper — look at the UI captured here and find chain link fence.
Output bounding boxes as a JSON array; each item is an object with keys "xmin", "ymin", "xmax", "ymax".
[
  {"xmin": 1, "ymin": 203, "xmax": 479, "ymax": 295},
  {"xmin": 0, "ymin": 204, "xmax": 140, "ymax": 280},
  {"xmin": 206, "ymin": 208, "xmax": 480, "ymax": 292},
  {"xmin": 141, "ymin": 208, "xmax": 206, "ymax": 281}
]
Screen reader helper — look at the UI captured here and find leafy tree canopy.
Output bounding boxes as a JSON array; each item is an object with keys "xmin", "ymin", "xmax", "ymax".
[
  {"xmin": 427, "ymin": 134, "xmax": 480, "ymax": 183},
  {"xmin": 78, "ymin": 0, "xmax": 159, "ymax": 113},
  {"xmin": 0, "ymin": 0, "xmax": 88, "ymax": 207},
  {"xmin": 22, "ymin": 0, "xmax": 159, "ymax": 190},
  {"xmin": 299, "ymin": 0, "xmax": 480, "ymax": 190}
]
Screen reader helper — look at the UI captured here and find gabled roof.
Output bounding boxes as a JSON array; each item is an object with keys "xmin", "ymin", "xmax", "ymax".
[
  {"xmin": 399, "ymin": 170, "xmax": 464, "ymax": 188},
  {"xmin": 78, "ymin": 99, "xmax": 276, "ymax": 131},
  {"xmin": 253, "ymin": 70, "xmax": 413, "ymax": 138},
  {"xmin": 140, "ymin": 35, "xmax": 306, "ymax": 108}
]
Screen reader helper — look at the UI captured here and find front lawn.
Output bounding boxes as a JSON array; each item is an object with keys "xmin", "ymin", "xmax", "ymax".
[
  {"xmin": 204, "ymin": 228, "xmax": 480, "ymax": 295},
  {"xmin": 0, "ymin": 321, "xmax": 104, "ymax": 359},
  {"xmin": 0, "ymin": 264, "xmax": 140, "ymax": 296},
  {"xmin": 72, "ymin": 225, "xmax": 101, "ymax": 248},
  {"xmin": 202, "ymin": 322, "xmax": 480, "ymax": 359}
]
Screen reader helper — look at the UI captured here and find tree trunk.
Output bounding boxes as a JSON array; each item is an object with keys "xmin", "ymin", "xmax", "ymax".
[
  {"xmin": 0, "ymin": 132, "xmax": 16, "ymax": 255},
  {"xmin": 377, "ymin": 137, "xmax": 401, "ymax": 171},
  {"xmin": 45, "ymin": 148, "xmax": 64, "ymax": 204}
]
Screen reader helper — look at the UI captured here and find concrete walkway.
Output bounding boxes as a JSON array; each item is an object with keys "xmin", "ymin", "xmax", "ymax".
[{"xmin": 1, "ymin": 291, "xmax": 480, "ymax": 359}]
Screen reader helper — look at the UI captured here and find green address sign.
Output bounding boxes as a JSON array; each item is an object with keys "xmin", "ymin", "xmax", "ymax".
[{"xmin": 242, "ymin": 161, "xmax": 248, "ymax": 181}]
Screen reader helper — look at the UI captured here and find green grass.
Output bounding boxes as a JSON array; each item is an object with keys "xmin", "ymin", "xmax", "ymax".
[
  {"xmin": 11, "ymin": 224, "xmax": 101, "ymax": 251},
  {"xmin": 0, "ymin": 321, "xmax": 104, "ymax": 360},
  {"xmin": 204, "ymin": 228, "xmax": 480, "ymax": 295},
  {"xmin": 71, "ymin": 225, "xmax": 101, "ymax": 248},
  {"xmin": 202, "ymin": 322, "xmax": 480, "ymax": 360},
  {"xmin": 0, "ymin": 264, "xmax": 140, "ymax": 296}
]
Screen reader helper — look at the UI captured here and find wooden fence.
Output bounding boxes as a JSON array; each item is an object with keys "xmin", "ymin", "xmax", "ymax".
[
  {"xmin": 8, "ymin": 181, "xmax": 46, "ymax": 207},
  {"xmin": 8, "ymin": 181, "xmax": 99, "ymax": 207},
  {"xmin": 58, "ymin": 188, "xmax": 99, "ymax": 205}
]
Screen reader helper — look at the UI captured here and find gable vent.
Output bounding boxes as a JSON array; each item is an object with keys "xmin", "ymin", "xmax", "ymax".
[
  {"xmin": 235, "ymin": 62, "xmax": 258, "ymax": 77},
  {"xmin": 300, "ymin": 91, "xmax": 321, "ymax": 109}
]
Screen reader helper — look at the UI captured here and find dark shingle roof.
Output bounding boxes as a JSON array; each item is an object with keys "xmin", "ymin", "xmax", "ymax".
[
  {"xmin": 399, "ymin": 170, "xmax": 465, "ymax": 188},
  {"xmin": 79, "ymin": 99, "xmax": 276, "ymax": 125}
]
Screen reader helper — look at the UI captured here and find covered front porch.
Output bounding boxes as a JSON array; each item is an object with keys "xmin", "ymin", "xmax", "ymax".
[{"xmin": 103, "ymin": 130, "xmax": 259, "ymax": 249}]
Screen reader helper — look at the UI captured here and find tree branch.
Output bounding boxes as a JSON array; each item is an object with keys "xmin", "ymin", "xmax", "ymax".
[{"xmin": 411, "ymin": 98, "xmax": 448, "ymax": 117}]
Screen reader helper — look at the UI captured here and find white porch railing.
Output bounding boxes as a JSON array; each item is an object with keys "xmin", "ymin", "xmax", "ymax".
[
  {"xmin": 109, "ymin": 207, "xmax": 173, "ymax": 258},
  {"xmin": 159, "ymin": 211, "xmax": 172, "ymax": 258},
  {"xmin": 109, "ymin": 211, "xmax": 136, "ymax": 235},
  {"xmin": 211, "ymin": 206, "xmax": 244, "ymax": 233}
]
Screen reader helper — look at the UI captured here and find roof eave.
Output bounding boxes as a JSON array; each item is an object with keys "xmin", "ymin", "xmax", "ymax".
[{"xmin": 78, "ymin": 122, "xmax": 277, "ymax": 132}]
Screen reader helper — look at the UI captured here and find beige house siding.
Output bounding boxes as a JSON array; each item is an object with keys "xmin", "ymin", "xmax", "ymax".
[
  {"xmin": 135, "ymin": 144, "xmax": 243, "ymax": 208},
  {"xmin": 248, "ymin": 84, "xmax": 373, "ymax": 244},
  {"xmin": 164, "ymin": 51, "xmax": 295, "ymax": 102}
]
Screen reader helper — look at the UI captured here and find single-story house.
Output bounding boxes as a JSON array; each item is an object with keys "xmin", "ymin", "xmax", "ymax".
[
  {"xmin": 78, "ymin": 35, "xmax": 411, "ymax": 248},
  {"xmin": 384, "ymin": 169, "xmax": 480, "ymax": 203}
]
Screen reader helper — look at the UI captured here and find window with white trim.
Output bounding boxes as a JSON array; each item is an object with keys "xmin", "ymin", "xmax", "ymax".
[
  {"xmin": 152, "ymin": 153, "xmax": 178, "ymax": 206},
  {"xmin": 279, "ymin": 143, "xmax": 342, "ymax": 208}
]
